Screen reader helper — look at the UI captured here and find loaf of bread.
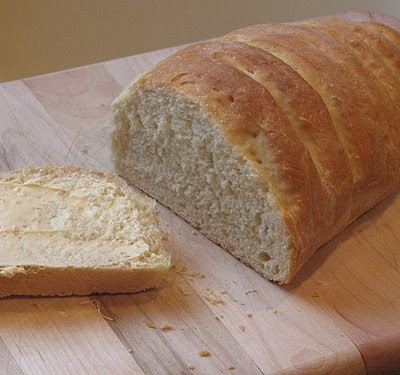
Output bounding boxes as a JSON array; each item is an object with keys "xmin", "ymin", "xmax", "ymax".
[
  {"xmin": 111, "ymin": 19, "xmax": 400, "ymax": 284},
  {"xmin": 0, "ymin": 166, "xmax": 170, "ymax": 297}
]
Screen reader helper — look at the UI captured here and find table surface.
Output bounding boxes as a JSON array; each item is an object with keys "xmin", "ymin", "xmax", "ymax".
[{"xmin": 0, "ymin": 11, "xmax": 400, "ymax": 375}]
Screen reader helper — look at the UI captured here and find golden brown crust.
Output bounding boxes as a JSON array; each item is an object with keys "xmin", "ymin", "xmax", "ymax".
[
  {"xmin": 226, "ymin": 25, "xmax": 400, "ymax": 208},
  {"xmin": 131, "ymin": 20, "xmax": 400, "ymax": 282},
  {"xmin": 362, "ymin": 21, "xmax": 400, "ymax": 52},
  {"xmin": 304, "ymin": 20, "xmax": 400, "ymax": 111},
  {"xmin": 358, "ymin": 22, "xmax": 400, "ymax": 79},
  {"xmin": 309, "ymin": 20, "xmax": 400, "ymax": 79},
  {"xmin": 0, "ymin": 266, "xmax": 169, "ymax": 297}
]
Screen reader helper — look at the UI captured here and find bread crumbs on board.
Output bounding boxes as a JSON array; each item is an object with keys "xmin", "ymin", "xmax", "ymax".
[
  {"xmin": 81, "ymin": 299, "xmax": 114, "ymax": 321},
  {"xmin": 204, "ymin": 288, "xmax": 226, "ymax": 305},
  {"xmin": 198, "ymin": 350, "xmax": 211, "ymax": 357},
  {"xmin": 172, "ymin": 258, "xmax": 206, "ymax": 281},
  {"xmin": 228, "ymin": 365, "xmax": 236, "ymax": 371},
  {"xmin": 178, "ymin": 283, "xmax": 194, "ymax": 296},
  {"xmin": 187, "ymin": 271, "xmax": 206, "ymax": 281},
  {"xmin": 160, "ymin": 322, "xmax": 174, "ymax": 332},
  {"xmin": 172, "ymin": 259, "xmax": 187, "ymax": 275},
  {"xmin": 145, "ymin": 321, "xmax": 156, "ymax": 329},
  {"xmin": 245, "ymin": 289, "xmax": 258, "ymax": 295}
]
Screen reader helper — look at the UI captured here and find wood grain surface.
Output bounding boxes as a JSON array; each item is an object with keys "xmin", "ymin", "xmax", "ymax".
[{"xmin": 0, "ymin": 12, "xmax": 400, "ymax": 374}]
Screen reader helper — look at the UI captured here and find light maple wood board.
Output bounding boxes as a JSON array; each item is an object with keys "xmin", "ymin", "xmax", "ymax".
[{"xmin": 0, "ymin": 11, "xmax": 400, "ymax": 375}]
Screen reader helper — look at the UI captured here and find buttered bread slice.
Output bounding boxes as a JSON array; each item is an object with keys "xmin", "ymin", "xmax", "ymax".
[{"xmin": 0, "ymin": 166, "xmax": 170, "ymax": 297}]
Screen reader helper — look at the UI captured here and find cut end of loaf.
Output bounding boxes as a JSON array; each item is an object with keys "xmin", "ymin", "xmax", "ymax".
[
  {"xmin": 0, "ymin": 166, "xmax": 171, "ymax": 297},
  {"xmin": 112, "ymin": 84, "xmax": 293, "ymax": 283}
]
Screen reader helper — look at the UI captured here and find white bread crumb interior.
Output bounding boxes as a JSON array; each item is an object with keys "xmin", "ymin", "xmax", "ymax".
[{"xmin": 112, "ymin": 86, "xmax": 290, "ymax": 282}]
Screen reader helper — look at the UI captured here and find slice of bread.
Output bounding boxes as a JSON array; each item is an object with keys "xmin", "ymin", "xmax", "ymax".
[{"xmin": 0, "ymin": 166, "xmax": 170, "ymax": 297}]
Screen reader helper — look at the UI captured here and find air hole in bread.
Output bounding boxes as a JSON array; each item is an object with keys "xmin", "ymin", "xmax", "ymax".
[
  {"xmin": 258, "ymin": 251, "xmax": 271, "ymax": 262},
  {"xmin": 248, "ymin": 131, "xmax": 258, "ymax": 138}
]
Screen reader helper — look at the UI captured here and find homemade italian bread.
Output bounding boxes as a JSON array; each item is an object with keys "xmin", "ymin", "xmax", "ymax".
[
  {"xmin": 111, "ymin": 19, "xmax": 400, "ymax": 284},
  {"xmin": 0, "ymin": 166, "xmax": 170, "ymax": 297}
]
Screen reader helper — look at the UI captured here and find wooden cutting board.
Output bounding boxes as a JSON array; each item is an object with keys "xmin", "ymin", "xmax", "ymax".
[{"xmin": 1, "ymin": 11, "xmax": 400, "ymax": 375}]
